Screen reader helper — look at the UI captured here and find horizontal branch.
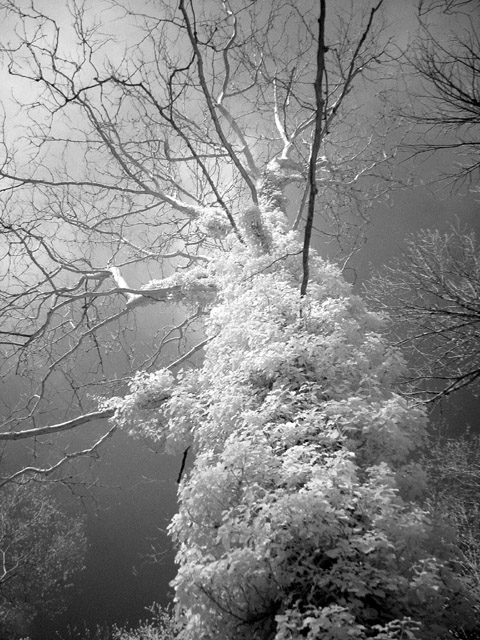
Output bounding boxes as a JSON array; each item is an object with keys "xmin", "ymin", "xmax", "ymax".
[
  {"xmin": 0, "ymin": 426, "xmax": 117, "ymax": 488},
  {"xmin": 0, "ymin": 409, "xmax": 115, "ymax": 441},
  {"xmin": 0, "ymin": 170, "xmax": 202, "ymax": 218}
]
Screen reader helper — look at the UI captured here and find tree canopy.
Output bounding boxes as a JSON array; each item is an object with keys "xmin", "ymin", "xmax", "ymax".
[{"xmin": 0, "ymin": 0, "xmax": 395, "ymax": 482}]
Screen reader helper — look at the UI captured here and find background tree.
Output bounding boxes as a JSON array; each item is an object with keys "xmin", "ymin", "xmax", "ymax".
[
  {"xmin": 368, "ymin": 0, "xmax": 480, "ymax": 399},
  {"xmin": 366, "ymin": 225, "xmax": 480, "ymax": 400},
  {"xmin": 366, "ymin": 224, "xmax": 480, "ymax": 618},
  {"xmin": 0, "ymin": 480, "xmax": 86, "ymax": 639},
  {"xmin": 367, "ymin": 3, "xmax": 480, "ymax": 632},
  {"xmin": 399, "ymin": 0, "xmax": 480, "ymax": 192},
  {"xmin": 113, "ymin": 604, "xmax": 178, "ymax": 640},
  {"xmin": 423, "ymin": 433, "xmax": 480, "ymax": 616}
]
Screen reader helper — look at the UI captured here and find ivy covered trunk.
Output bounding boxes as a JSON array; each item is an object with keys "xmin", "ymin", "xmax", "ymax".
[{"xmin": 110, "ymin": 164, "xmax": 475, "ymax": 640}]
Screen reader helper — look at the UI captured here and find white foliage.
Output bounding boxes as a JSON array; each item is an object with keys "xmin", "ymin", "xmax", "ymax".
[
  {"xmin": 197, "ymin": 207, "xmax": 232, "ymax": 238},
  {"xmin": 139, "ymin": 266, "xmax": 217, "ymax": 311},
  {"xmin": 110, "ymin": 214, "xmax": 474, "ymax": 639},
  {"xmin": 105, "ymin": 369, "xmax": 175, "ymax": 446},
  {"xmin": 239, "ymin": 205, "xmax": 271, "ymax": 253}
]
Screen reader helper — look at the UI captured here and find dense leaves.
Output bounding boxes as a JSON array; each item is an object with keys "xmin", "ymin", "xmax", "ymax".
[{"xmin": 112, "ymin": 226, "xmax": 477, "ymax": 639}]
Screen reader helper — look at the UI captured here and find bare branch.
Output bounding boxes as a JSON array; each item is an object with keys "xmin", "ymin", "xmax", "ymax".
[
  {"xmin": 0, "ymin": 427, "xmax": 117, "ymax": 488},
  {"xmin": 399, "ymin": 3, "xmax": 480, "ymax": 192},
  {"xmin": 0, "ymin": 409, "xmax": 115, "ymax": 441},
  {"xmin": 178, "ymin": 0, "xmax": 259, "ymax": 204},
  {"xmin": 366, "ymin": 225, "xmax": 480, "ymax": 399},
  {"xmin": 300, "ymin": 0, "xmax": 327, "ymax": 298}
]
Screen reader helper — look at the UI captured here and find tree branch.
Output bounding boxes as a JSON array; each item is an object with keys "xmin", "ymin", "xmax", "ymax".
[
  {"xmin": 178, "ymin": 0, "xmax": 259, "ymax": 205},
  {"xmin": 0, "ymin": 409, "xmax": 115, "ymax": 441},
  {"xmin": 300, "ymin": 0, "xmax": 326, "ymax": 297}
]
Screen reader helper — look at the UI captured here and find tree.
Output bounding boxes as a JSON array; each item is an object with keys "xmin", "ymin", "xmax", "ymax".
[
  {"xmin": 400, "ymin": 0, "xmax": 480, "ymax": 192},
  {"xmin": 366, "ymin": 225, "xmax": 480, "ymax": 400},
  {"xmin": 0, "ymin": 0, "xmax": 396, "ymax": 482},
  {"xmin": 365, "ymin": 223, "xmax": 480, "ymax": 635},
  {"xmin": 110, "ymin": 217, "xmax": 477, "ymax": 639},
  {"xmin": 0, "ymin": 1, "xmax": 476, "ymax": 638},
  {"xmin": 0, "ymin": 480, "xmax": 86, "ymax": 639},
  {"xmin": 423, "ymin": 433, "xmax": 480, "ymax": 612}
]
